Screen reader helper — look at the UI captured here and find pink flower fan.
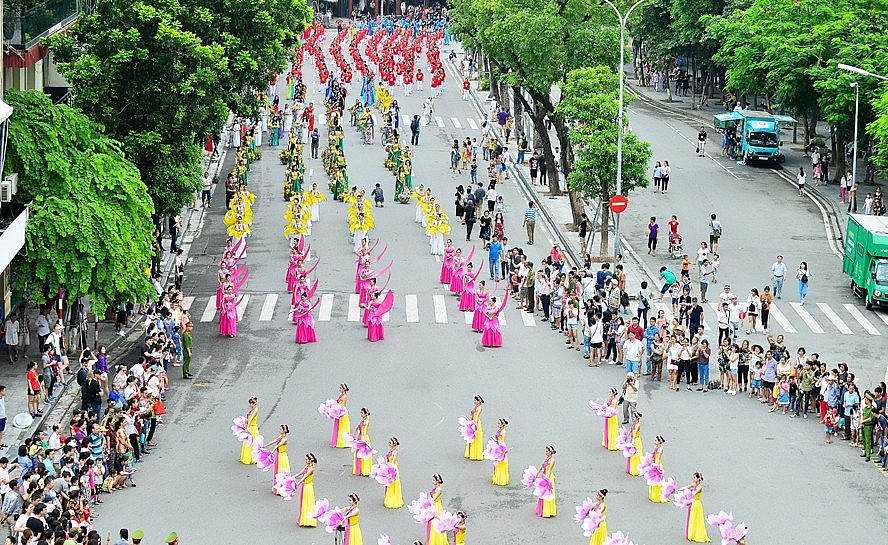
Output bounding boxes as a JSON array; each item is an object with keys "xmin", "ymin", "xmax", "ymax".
[
  {"xmin": 276, "ymin": 473, "xmax": 299, "ymax": 501},
  {"xmin": 273, "ymin": 469, "xmax": 292, "ymax": 491},
  {"xmin": 432, "ymin": 511, "xmax": 459, "ymax": 534},
  {"xmin": 521, "ymin": 465, "xmax": 538, "ymax": 489},
  {"xmin": 574, "ymin": 497, "xmax": 596, "ymax": 523},
  {"xmin": 719, "ymin": 521, "xmax": 749, "ymax": 545},
  {"xmin": 309, "ymin": 498, "xmax": 331, "ymax": 521},
  {"xmin": 412, "ymin": 504, "xmax": 438, "ymax": 525},
  {"xmin": 637, "ymin": 453, "xmax": 654, "ymax": 475},
  {"xmin": 602, "ymin": 530, "xmax": 634, "ymax": 545},
  {"xmin": 589, "ymin": 400, "xmax": 617, "ymax": 418},
  {"xmin": 619, "ymin": 439, "xmax": 638, "ymax": 458},
  {"xmin": 457, "ymin": 416, "xmax": 478, "ymax": 443},
  {"xmin": 318, "ymin": 399, "xmax": 346, "ymax": 420},
  {"xmin": 378, "ymin": 535, "xmax": 392, "ymax": 545},
  {"xmin": 370, "ymin": 456, "xmax": 398, "ymax": 487},
  {"xmin": 581, "ymin": 511, "xmax": 606, "ymax": 537},
  {"xmin": 250, "ymin": 435, "xmax": 277, "ymax": 471},
  {"xmin": 532, "ymin": 473, "xmax": 554, "ymax": 501},
  {"xmin": 343, "ymin": 433, "xmax": 377, "ymax": 459},
  {"xmin": 483, "ymin": 439, "xmax": 510, "ymax": 462},
  {"xmin": 324, "ymin": 508, "xmax": 346, "ymax": 533},
  {"xmin": 231, "ymin": 416, "xmax": 253, "ymax": 445},
  {"xmin": 673, "ymin": 487, "xmax": 695, "ymax": 508},
  {"xmin": 643, "ymin": 463, "xmax": 664, "ymax": 486},
  {"xmin": 659, "ymin": 476, "xmax": 677, "ymax": 502},
  {"xmin": 407, "ymin": 492, "xmax": 434, "ymax": 521},
  {"xmin": 706, "ymin": 511, "xmax": 734, "ymax": 528}
]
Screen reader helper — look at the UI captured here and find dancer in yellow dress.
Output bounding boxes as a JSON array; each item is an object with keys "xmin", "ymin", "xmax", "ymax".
[
  {"xmin": 342, "ymin": 493, "xmax": 363, "ymax": 545},
  {"xmin": 454, "ymin": 511, "xmax": 467, "ymax": 544},
  {"xmin": 295, "ymin": 453, "xmax": 317, "ymax": 527},
  {"xmin": 626, "ymin": 412, "xmax": 644, "ymax": 476},
  {"xmin": 353, "ymin": 408, "xmax": 372, "ymax": 476},
  {"xmin": 602, "ymin": 388, "xmax": 620, "ymax": 451},
  {"xmin": 681, "ymin": 472, "xmax": 711, "ymax": 543},
  {"xmin": 588, "ymin": 489, "xmax": 608, "ymax": 545},
  {"xmin": 331, "ymin": 384, "xmax": 351, "ymax": 448},
  {"xmin": 267, "ymin": 425, "xmax": 291, "ymax": 495},
  {"xmin": 648, "ymin": 435, "xmax": 669, "ymax": 503},
  {"xmin": 464, "ymin": 395, "xmax": 484, "ymax": 461},
  {"xmin": 384, "ymin": 437, "xmax": 404, "ymax": 509},
  {"xmin": 492, "ymin": 418, "xmax": 509, "ymax": 486},
  {"xmin": 534, "ymin": 446, "xmax": 556, "ymax": 518},
  {"xmin": 239, "ymin": 397, "xmax": 259, "ymax": 464},
  {"xmin": 427, "ymin": 474, "xmax": 447, "ymax": 545}
]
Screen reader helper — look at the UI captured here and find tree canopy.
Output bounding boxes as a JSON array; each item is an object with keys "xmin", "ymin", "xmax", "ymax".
[{"xmin": 4, "ymin": 90, "xmax": 155, "ymax": 314}]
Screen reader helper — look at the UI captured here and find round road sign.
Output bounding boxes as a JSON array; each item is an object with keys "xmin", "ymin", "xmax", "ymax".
[{"xmin": 609, "ymin": 195, "xmax": 628, "ymax": 214}]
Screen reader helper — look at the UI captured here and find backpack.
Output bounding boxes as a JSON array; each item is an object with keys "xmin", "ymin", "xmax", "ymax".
[{"xmin": 410, "ymin": 118, "xmax": 419, "ymax": 131}]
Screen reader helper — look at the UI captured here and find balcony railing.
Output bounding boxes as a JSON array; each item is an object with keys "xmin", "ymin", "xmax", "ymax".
[{"xmin": 3, "ymin": 0, "xmax": 82, "ymax": 50}]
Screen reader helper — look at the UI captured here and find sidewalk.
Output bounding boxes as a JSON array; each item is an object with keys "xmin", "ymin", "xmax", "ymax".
[{"xmin": 0, "ymin": 139, "xmax": 231, "ymax": 453}]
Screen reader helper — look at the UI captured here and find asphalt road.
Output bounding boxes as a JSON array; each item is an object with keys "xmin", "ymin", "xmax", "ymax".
[{"xmin": 96, "ymin": 35, "xmax": 882, "ymax": 545}]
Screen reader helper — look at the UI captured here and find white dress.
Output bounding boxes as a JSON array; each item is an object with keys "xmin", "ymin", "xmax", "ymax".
[
  {"xmin": 353, "ymin": 230, "xmax": 367, "ymax": 253},
  {"xmin": 310, "ymin": 201, "xmax": 320, "ymax": 222},
  {"xmin": 254, "ymin": 118, "xmax": 263, "ymax": 147},
  {"xmin": 284, "ymin": 111, "xmax": 294, "ymax": 133}
]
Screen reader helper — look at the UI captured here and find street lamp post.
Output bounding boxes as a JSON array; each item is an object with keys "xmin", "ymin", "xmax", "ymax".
[
  {"xmin": 601, "ymin": 0, "xmax": 646, "ymax": 258},
  {"xmin": 837, "ymin": 63, "xmax": 888, "ymax": 187}
]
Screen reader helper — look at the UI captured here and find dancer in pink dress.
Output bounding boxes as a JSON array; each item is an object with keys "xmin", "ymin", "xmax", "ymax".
[
  {"xmin": 216, "ymin": 271, "xmax": 232, "ymax": 309},
  {"xmin": 440, "ymin": 240, "xmax": 456, "ymax": 284},
  {"xmin": 481, "ymin": 295, "xmax": 508, "ymax": 347},
  {"xmin": 218, "ymin": 286, "xmax": 242, "ymax": 337},
  {"xmin": 294, "ymin": 296, "xmax": 319, "ymax": 344},
  {"xmin": 367, "ymin": 291, "xmax": 394, "ymax": 342},
  {"xmin": 471, "ymin": 281, "xmax": 489, "ymax": 332},
  {"xmin": 459, "ymin": 261, "xmax": 484, "ymax": 312}
]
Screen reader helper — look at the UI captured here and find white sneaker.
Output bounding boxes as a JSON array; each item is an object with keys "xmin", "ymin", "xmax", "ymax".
[{"xmin": 731, "ymin": 390, "xmax": 737, "ymax": 396}]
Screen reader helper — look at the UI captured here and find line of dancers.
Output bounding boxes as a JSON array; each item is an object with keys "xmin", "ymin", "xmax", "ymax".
[
  {"xmin": 355, "ymin": 239, "xmax": 394, "ymax": 342},
  {"xmin": 217, "ymin": 186, "xmax": 254, "ymax": 337},
  {"xmin": 286, "ymin": 236, "xmax": 320, "ymax": 344},
  {"xmin": 410, "ymin": 185, "xmax": 450, "ymax": 256}
]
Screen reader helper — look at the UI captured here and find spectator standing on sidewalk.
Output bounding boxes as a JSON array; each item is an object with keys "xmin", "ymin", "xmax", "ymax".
[
  {"xmin": 621, "ymin": 372, "xmax": 639, "ymax": 424},
  {"xmin": 696, "ymin": 126, "xmax": 707, "ymax": 156},
  {"xmin": 35, "ymin": 308, "xmax": 51, "ymax": 353},
  {"xmin": 770, "ymin": 255, "xmax": 787, "ymax": 299},
  {"xmin": 0, "ymin": 386, "xmax": 6, "ymax": 449},
  {"xmin": 523, "ymin": 202, "xmax": 537, "ymax": 245},
  {"xmin": 410, "ymin": 115, "xmax": 420, "ymax": 146},
  {"xmin": 201, "ymin": 171, "xmax": 213, "ymax": 208},
  {"xmin": 579, "ymin": 213, "xmax": 589, "ymax": 255},
  {"xmin": 708, "ymin": 214, "xmax": 722, "ymax": 252},
  {"xmin": 4, "ymin": 314, "xmax": 18, "ymax": 363},
  {"xmin": 168, "ymin": 214, "xmax": 181, "ymax": 253},
  {"xmin": 529, "ymin": 152, "xmax": 540, "ymax": 185},
  {"xmin": 26, "ymin": 362, "xmax": 41, "ymax": 418},
  {"xmin": 647, "ymin": 217, "xmax": 659, "ymax": 256}
]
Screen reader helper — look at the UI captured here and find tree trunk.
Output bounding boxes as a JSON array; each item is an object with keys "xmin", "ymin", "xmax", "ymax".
[
  {"xmin": 489, "ymin": 68, "xmax": 501, "ymax": 105},
  {"xmin": 531, "ymin": 101, "xmax": 559, "ymax": 196},
  {"xmin": 832, "ymin": 132, "xmax": 846, "ymax": 183},
  {"xmin": 664, "ymin": 60, "xmax": 674, "ymax": 102},
  {"xmin": 512, "ymin": 85, "xmax": 524, "ymax": 135},
  {"xmin": 690, "ymin": 57, "xmax": 697, "ymax": 110},
  {"xmin": 599, "ymin": 201, "xmax": 610, "ymax": 258}
]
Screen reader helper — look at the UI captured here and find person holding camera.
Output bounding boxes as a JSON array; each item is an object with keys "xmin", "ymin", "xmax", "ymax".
[{"xmin": 621, "ymin": 372, "xmax": 639, "ymax": 424}]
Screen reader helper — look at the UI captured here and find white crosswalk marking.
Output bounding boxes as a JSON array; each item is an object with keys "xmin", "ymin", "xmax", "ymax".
[
  {"xmin": 816, "ymin": 303, "xmax": 852, "ymax": 334},
  {"xmin": 433, "ymin": 294, "xmax": 448, "ymax": 323},
  {"xmin": 521, "ymin": 311, "xmax": 536, "ymax": 327},
  {"xmin": 420, "ymin": 117, "xmax": 429, "ymax": 126},
  {"xmin": 842, "ymin": 304, "xmax": 881, "ymax": 335},
  {"xmin": 405, "ymin": 294, "xmax": 419, "ymax": 323},
  {"xmin": 371, "ymin": 114, "xmax": 378, "ymax": 125},
  {"xmin": 259, "ymin": 294, "xmax": 278, "ymax": 321},
  {"xmin": 789, "ymin": 303, "xmax": 824, "ymax": 334},
  {"xmin": 435, "ymin": 254, "xmax": 441, "ymax": 262},
  {"xmin": 467, "ymin": 118, "xmax": 478, "ymax": 130},
  {"xmin": 877, "ymin": 312, "xmax": 888, "ymax": 328},
  {"xmin": 434, "ymin": 116, "xmax": 444, "ymax": 127},
  {"xmin": 767, "ymin": 304, "xmax": 797, "ymax": 334},
  {"xmin": 464, "ymin": 311, "xmax": 472, "ymax": 325},
  {"xmin": 200, "ymin": 298, "xmax": 216, "ymax": 323},
  {"xmin": 319, "ymin": 116, "xmax": 326, "ymax": 125},
  {"xmin": 381, "ymin": 290, "xmax": 390, "ymax": 322},
  {"xmin": 451, "ymin": 117, "xmax": 463, "ymax": 129},
  {"xmin": 236, "ymin": 295, "xmax": 250, "ymax": 321},
  {"xmin": 401, "ymin": 114, "xmax": 410, "ymax": 126},
  {"xmin": 182, "ymin": 296, "xmax": 195, "ymax": 311},
  {"xmin": 499, "ymin": 309, "xmax": 507, "ymax": 326},
  {"xmin": 318, "ymin": 293, "xmax": 334, "ymax": 321},
  {"xmin": 347, "ymin": 294, "xmax": 361, "ymax": 322}
]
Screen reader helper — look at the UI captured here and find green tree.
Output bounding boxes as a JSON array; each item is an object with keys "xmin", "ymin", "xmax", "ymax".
[
  {"xmin": 557, "ymin": 67, "xmax": 652, "ymax": 257},
  {"xmin": 3, "ymin": 90, "xmax": 155, "ymax": 314}
]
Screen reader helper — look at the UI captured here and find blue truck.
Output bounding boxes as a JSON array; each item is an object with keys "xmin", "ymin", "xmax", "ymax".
[{"xmin": 713, "ymin": 110, "xmax": 798, "ymax": 164}]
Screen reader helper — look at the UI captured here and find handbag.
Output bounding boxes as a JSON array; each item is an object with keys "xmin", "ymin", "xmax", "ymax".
[{"xmin": 153, "ymin": 399, "xmax": 167, "ymax": 416}]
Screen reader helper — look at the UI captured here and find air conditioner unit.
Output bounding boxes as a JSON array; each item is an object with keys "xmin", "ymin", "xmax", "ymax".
[{"xmin": 0, "ymin": 174, "xmax": 17, "ymax": 203}]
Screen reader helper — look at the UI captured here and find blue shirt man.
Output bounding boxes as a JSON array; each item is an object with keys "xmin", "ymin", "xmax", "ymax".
[{"xmin": 488, "ymin": 237, "xmax": 503, "ymax": 282}]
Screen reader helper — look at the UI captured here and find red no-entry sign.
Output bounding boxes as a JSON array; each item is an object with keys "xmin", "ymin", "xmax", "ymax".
[{"xmin": 609, "ymin": 195, "xmax": 628, "ymax": 214}]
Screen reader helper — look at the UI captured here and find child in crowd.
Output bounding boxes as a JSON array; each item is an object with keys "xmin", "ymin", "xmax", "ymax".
[
  {"xmin": 711, "ymin": 254, "xmax": 720, "ymax": 283},
  {"xmin": 680, "ymin": 255, "xmax": 691, "ymax": 278},
  {"xmin": 824, "ymin": 409, "xmax": 836, "ymax": 444},
  {"xmin": 850, "ymin": 407, "xmax": 860, "ymax": 447},
  {"xmin": 750, "ymin": 361, "xmax": 764, "ymax": 400}
]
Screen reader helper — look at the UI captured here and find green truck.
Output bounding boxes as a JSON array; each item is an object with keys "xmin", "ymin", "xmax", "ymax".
[{"xmin": 843, "ymin": 214, "xmax": 888, "ymax": 309}]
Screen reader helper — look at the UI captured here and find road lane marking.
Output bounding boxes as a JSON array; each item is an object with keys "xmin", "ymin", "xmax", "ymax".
[
  {"xmin": 789, "ymin": 303, "xmax": 824, "ymax": 333},
  {"xmin": 843, "ymin": 304, "xmax": 880, "ymax": 335},
  {"xmin": 767, "ymin": 304, "xmax": 797, "ymax": 333},
  {"xmin": 319, "ymin": 116, "xmax": 326, "ymax": 125},
  {"xmin": 451, "ymin": 117, "xmax": 463, "ymax": 129},
  {"xmin": 435, "ymin": 254, "xmax": 441, "ymax": 262},
  {"xmin": 200, "ymin": 298, "xmax": 216, "ymax": 323},
  {"xmin": 467, "ymin": 118, "xmax": 478, "ymax": 130},
  {"xmin": 664, "ymin": 121, "xmax": 740, "ymax": 180},
  {"xmin": 434, "ymin": 116, "xmax": 444, "ymax": 127},
  {"xmin": 433, "ymin": 294, "xmax": 448, "ymax": 323},
  {"xmin": 259, "ymin": 294, "xmax": 278, "ymax": 321},
  {"xmin": 499, "ymin": 308, "xmax": 507, "ymax": 326},
  {"xmin": 318, "ymin": 293, "xmax": 334, "ymax": 321},
  {"xmin": 406, "ymin": 295, "xmax": 419, "ymax": 322},
  {"xmin": 371, "ymin": 114, "xmax": 378, "ymax": 125},
  {"xmin": 877, "ymin": 313, "xmax": 888, "ymax": 328},
  {"xmin": 236, "ymin": 295, "xmax": 250, "ymax": 321},
  {"xmin": 464, "ymin": 311, "xmax": 473, "ymax": 325},
  {"xmin": 182, "ymin": 296, "xmax": 195, "ymax": 311},
  {"xmin": 401, "ymin": 114, "xmax": 410, "ymax": 126},
  {"xmin": 347, "ymin": 294, "xmax": 361, "ymax": 322},
  {"xmin": 521, "ymin": 311, "xmax": 536, "ymax": 327},
  {"xmin": 816, "ymin": 303, "xmax": 852, "ymax": 334}
]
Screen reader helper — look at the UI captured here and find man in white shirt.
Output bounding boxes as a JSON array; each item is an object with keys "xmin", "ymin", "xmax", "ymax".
[
  {"xmin": 623, "ymin": 331, "xmax": 644, "ymax": 375},
  {"xmin": 717, "ymin": 302, "xmax": 731, "ymax": 346},
  {"xmin": 718, "ymin": 284, "xmax": 735, "ymax": 307},
  {"xmin": 728, "ymin": 296, "xmax": 743, "ymax": 342},
  {"xmin": 770, "ymin": 255, "xmax": 787, "ymax": 299},
  {"xmin": 4, "ymin": 315, "xmax": 18, "ymax": 363},
  {"xmin": 35, "ymin": 308, "xmax": 51, "ymax": 350}
]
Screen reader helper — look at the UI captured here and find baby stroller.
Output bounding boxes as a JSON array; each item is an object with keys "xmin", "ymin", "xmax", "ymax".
[{"xmin": 669, "ymin": 232, "xmax": 683, "ymax": 259}]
